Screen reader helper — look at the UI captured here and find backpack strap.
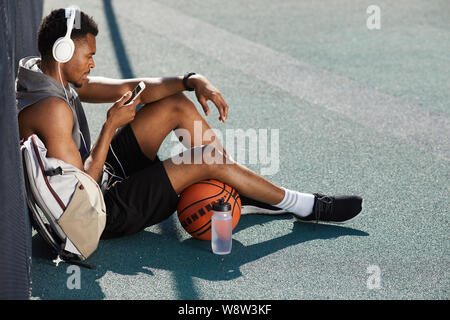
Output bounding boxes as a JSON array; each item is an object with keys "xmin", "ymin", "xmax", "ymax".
[{"xmin": 55, "ymin": 249, "xmax": 96, "ymax": 270}]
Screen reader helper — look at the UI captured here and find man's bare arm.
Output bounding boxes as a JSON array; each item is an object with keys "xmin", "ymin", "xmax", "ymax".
[
  {"xmin": 31, "ymin": 97, "xmax": 85, "ymax": 172},
  {"xmin": 83, "ymin": 91, "xmax": 138, "ymax": 181},
  {"xmin": 77, "ymin": 74, "xmax": 229, "ymax": 122},
  {"xmin": 31, "ymin": 93, "xmax": 138, "ymax": 182},
  {"xmin": 77, "ymin": 76, "xmax": 185, "ymax": 104}
]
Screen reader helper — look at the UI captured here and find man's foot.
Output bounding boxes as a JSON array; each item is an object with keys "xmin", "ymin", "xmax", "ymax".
[
  {"xmin": 295, "ymin": 193, "xmax": 363, "ymax": 224},
  {"xmin": 240, "ymin": 195, "xmax": 287, "ymax": 215}
]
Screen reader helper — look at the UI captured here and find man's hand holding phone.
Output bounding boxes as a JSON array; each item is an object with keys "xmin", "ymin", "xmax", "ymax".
[
  {"xmin": 124, "ymin": 81, "xmax": 145, "ymax": 106},
  {"xmin": 106, "ymin": 82, "xmax": 145, "ymax": 130}
]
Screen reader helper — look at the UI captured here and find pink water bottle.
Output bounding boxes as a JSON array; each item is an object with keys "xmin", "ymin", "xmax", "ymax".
[{"xmin": 211, "ymin": 199, "xmax": 232, "ymax": 255}]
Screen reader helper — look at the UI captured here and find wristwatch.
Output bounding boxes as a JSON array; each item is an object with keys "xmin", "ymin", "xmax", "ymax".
[{"xmin": 183, "ymin": 72, "xmax": 196, "ymax": 91}]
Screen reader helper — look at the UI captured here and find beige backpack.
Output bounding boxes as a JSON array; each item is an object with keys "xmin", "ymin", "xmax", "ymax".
[{"xmin": 21, "ymin": 134, "xmax": 106, "ymax": 268}]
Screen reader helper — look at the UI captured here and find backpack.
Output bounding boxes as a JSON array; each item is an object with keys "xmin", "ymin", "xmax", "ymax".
[{"xmin": 21, "ymin": 134, "xmax": 106, "ymax": 269}]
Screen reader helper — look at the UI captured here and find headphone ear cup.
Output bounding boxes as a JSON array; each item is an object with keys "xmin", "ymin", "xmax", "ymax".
[{"xmin": 52, "ymin": 37, "xmax": 75, "ymax": 63}]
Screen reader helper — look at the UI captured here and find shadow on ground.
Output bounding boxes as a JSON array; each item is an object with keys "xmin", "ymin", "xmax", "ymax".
[{"xmin": 31, "ymin": 214, "xmax": 368, "ymax": 299}]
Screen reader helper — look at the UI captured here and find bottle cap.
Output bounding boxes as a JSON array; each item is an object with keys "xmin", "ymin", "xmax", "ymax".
[{"xmin": 212, "ymin": 198, "xmax": 231, "ymax": 212}]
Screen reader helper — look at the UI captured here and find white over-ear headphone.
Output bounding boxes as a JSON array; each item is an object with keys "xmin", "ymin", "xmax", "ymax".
[{"xmin": 52, "ymin": 7, "xmax": 77, "ymax": 63}]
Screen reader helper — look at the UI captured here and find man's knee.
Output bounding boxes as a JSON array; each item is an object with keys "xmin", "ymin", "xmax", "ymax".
[{"xmin": 170, "ymin": 92, "xmax": 196, "ymax": 114}]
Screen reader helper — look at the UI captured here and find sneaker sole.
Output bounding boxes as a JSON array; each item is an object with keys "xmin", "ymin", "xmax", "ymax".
[
  {"xmin": 241, "ymin": 205, "xmax": 288, "ymax": 215},
  {"xmin": 293, "ymin": 213, "xmax": 360, "ymax": 225}
]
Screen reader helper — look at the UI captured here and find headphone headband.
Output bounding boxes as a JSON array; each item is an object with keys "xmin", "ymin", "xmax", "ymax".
[
  {"xmin": 64, "ymin": 7, "xmax": 77, "ymax": 39},
  {"xmin": 52, "ymin": 7, "xmax": 79, "ymax": 63}
]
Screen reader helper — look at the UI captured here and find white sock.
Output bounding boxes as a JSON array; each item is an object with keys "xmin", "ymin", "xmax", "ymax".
[{"xmin": 275, "ymin": 188, "xmax": 315, "ymax": 217}]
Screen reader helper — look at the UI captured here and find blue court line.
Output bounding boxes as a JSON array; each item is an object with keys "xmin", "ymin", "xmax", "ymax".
[{"xmin": 102, "ymin": 0, "xmax": 135, "ymax": 79}]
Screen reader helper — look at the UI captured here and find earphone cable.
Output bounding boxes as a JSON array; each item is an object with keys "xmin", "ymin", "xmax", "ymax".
[{"xmin": 58, "ymin": 62, "xmax": 69, "ymax": 103}]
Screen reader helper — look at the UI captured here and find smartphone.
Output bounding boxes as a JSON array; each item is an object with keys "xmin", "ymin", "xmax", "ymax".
[{"xmin": 124, "ymin": 81, "xmax": 146, "ymax": 105}]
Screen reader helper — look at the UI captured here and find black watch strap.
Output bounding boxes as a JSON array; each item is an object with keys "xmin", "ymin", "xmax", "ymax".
[{"xmin": 183, "ymin": 72, "xmax": 196, "ymax": 91}]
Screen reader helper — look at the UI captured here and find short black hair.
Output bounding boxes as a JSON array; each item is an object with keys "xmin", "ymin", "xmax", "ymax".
[{"xmin": 38, "ymin": 8, "xmax": 98, "ymax": 58}]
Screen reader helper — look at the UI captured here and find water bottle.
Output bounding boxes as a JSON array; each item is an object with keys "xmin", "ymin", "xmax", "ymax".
[{"xmin": 211, "ymin": 199, "xmax": 232, "ymax": 255}]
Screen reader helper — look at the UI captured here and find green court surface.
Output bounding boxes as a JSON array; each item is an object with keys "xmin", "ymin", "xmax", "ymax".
[{"xmin": 30, "ymin": 0, "xmax": 449, "ymax": 299}]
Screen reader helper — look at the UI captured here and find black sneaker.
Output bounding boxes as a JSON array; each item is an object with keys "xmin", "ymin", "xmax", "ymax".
[{"xmin": 295, "ymin": 193, "xmax": 363, "ymax": 224}]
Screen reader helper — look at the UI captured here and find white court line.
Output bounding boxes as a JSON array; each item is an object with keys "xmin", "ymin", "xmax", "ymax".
[{"xmin": 114, "ymin": 1, "xmax": 450, "ymax": 161}]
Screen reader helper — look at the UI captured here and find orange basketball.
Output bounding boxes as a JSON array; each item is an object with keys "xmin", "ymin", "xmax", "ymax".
[{"xmin": 177, "ymin": 179, "xmax": 241, "ymax": 241}]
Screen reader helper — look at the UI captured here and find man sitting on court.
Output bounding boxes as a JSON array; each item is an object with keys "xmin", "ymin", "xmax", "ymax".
[{"xmin": 16, "ymin": 8, "xmax": 363, "ymax": 240}]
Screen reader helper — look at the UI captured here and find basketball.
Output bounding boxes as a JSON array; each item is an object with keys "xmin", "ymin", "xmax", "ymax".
[{"xmin": 177, "ymin": 179, "xmax": 241, "ymax": 241}]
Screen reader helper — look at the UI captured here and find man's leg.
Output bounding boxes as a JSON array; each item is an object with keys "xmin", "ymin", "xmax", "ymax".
[
  {"xmin": 163, "ymin": 145, "xmax": 363, "ymax": 223},
  {"xmin": 129, "ymin": 92, "xmax": 283, "ymax": 213},
  {"xmin": 130, "ymin": 93, "xmax": 363, "ymax": 222},
  {"xmin": 130, "ymin": 92, "xmax": 312, "ymax": 215}
]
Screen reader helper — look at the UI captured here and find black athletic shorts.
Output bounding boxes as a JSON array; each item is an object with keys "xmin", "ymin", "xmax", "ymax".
[{"xmin": 100, "ymin": 124, "xmax": 179, "ymax": 240}]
